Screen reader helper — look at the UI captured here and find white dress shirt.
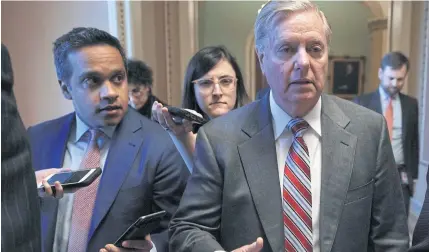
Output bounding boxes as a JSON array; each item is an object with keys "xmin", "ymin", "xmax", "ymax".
[
  {"xmin": 53, "ymin": 115, "xmax": 115, "ymax": 252},
  {"xmin": 379, "ymin": 86, "xmax": 404, "ymax": 165},
  {"xmin": 270, "ymin": 91, "xmax": 322, "ymax": 252}
]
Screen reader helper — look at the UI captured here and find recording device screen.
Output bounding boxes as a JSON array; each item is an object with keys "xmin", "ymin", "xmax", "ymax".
[{"xmin": 47, "ymin": 170, "xmax": 91, "ymax": 185}]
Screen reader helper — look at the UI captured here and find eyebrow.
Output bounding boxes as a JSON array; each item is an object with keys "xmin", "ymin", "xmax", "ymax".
[
  {"xmin": 275, "ymin": 36, "xmax": 324, "ymax": 44},
  {"xmin": 78, "ymin": 69, "xmax": 125, "ymax": 80},
  {"xmin": 110, "ymin": 69, "xmax": 126, "ymax": 75},
  {"xmin": 78, "ymin": 71, "xmax": 101, "ymax": 81},
  {"xmin": 202, "ymin": 74, "xmax": 234, "ymax": 80},
  {"xmin": 218, "ymin": 74, "xmax": 234, "ymax": 78}
]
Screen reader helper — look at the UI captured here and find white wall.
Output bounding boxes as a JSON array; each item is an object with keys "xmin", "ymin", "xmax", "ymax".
[{"xmin": 2, "ymin": 1, "xmax": 110, "ymax": 127}]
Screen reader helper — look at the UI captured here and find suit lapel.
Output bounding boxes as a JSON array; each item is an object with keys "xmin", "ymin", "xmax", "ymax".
[
  {"xmin": 319, "ymin": 95, "xmax": 356, "ymax": 252},
  {"xmin": 40, "ymin": 113, "xmax": 74, "ymax": 252},
  {"xmin": 369, "ymin": 89, "xmax": 382, "ymax": 114},
  {"xmin": 238, "ymin": 96, "xmax": 283, "ymax": 252},
  {"xmin": 43, "ymin": 113, "xmax": 74, "ymax": 168},
  {"xmin": 399, "ymin": 93, "xmax": 408, "ymax": 146},
  {"xmin": 89, "ymin": 110, "xmax": 144, "ymax": 239}
]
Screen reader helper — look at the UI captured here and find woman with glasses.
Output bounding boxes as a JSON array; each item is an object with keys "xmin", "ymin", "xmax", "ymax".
[{"xmin": 152, "ymin": 46, "xmax": 249, "ymax": 170}]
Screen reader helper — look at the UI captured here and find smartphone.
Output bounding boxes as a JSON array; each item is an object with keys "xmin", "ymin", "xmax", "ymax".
[
  {"xmin": 166, "ymin": 106, "xmax": 208, "ymax": 125},
  {"xmin": 114, "ymin": 210, "xmax": 167, "ymax": 247},
  {"xmin": 38, "ymin": 168, "xmax": 102, "ymax": 193}
]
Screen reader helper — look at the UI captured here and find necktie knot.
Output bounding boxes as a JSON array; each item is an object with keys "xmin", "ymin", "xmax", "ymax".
[
  {"xmin": 80, "ymin": 129, "xmax": 103, "ymax": 169},
  {"xmin": 86, "ymin": 129, "xmax": 103, "ymax": 147},
  {"xmin": 287, "ymin": 118, "xmax": 309, "ymax": 137}
]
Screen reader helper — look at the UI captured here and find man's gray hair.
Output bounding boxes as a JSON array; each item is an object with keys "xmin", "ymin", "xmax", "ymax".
[{"xmin": 254, "ymin": 0, "xmax": 332, "ymax": 53}]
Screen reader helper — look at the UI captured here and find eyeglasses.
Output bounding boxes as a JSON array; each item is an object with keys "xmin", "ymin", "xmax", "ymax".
[
  {"xmin": 192, "ymin": 76, "xmax": 237, "ymax": 94},
  {"xmin": 129, "ymin": 87, "xmax": 143, "ymax": 96}
]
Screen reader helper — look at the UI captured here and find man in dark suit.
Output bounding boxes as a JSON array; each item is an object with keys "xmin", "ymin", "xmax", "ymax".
[
  {"xmin": 169, "ymin": 1, "xmax": 408, "ymax": 252},
  {"xmin": 354, "ymin": 51, "xmax": 419, "ymax": 215},
  {"xmin": 410, "ymin": 166, "xmax": 429, "ymax": 251},
  {"xmin": 29, "ymin": 27, "xmax": 189, "ymax": 252},
  {"xmin": 1, "ymin": 43, "xmax": 41, "ymax": 251}
]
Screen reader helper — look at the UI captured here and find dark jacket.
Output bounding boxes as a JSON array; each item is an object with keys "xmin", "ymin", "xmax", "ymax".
[
  {"xmin": 137, "ymin": 95, "xmax": 166, "ymax": 119},
  {"xmin": 1, "ymin": 43, "xmax": 42, "ymax": 252}
]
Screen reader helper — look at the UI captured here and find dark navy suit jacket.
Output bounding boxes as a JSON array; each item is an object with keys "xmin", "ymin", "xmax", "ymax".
[
  {"xmin": 353, "ymin": 90, "xmax": 419, "ymax": 188},
  {"xmin": 28, "ymin": 108, "xmax": 189, "ymax": 252}
]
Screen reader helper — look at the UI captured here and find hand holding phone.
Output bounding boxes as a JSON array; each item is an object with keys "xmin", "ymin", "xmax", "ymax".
[
  {"xmin": 37, "ymin": 168, "xmax": 102, "ymax": 197},
  {"xmin": 166, "ymin": 106, "xmax": 207, "ymax": 125},
  {"xmin": 114, "ymin": 210, "xmax": 166, "ymax": 248},
  {"xmin": 101, "ymin": 235, "xmax": 153, "ymax": 252},
  {"xmin": 36, "ymin": 168, "xmax": 70, "ymax": 198},
  {"xmin": 152, "ymin": 102, "xmax": 196, "ymax": 136}
]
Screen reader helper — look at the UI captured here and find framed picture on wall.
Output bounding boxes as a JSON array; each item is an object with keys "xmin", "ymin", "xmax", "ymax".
[{"xmin": 328, "ymin": 56, "xmax": 365, "ymax": 100}]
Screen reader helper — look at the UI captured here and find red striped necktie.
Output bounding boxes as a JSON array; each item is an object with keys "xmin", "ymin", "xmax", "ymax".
[{"xmin": 283, "ymin": 118, "xmax": 312, "ymax": 252}]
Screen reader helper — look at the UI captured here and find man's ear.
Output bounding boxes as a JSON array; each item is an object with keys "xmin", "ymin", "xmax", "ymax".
[
  {"xmin": 256, "ymin": 48, "xmax": 265, "ymax": 75},
  {"xmin": 378, "ymin": 68, "xmax": 383, "ymax": 81},
  {"xmin": 59, "ymin": 80, "xmax": 72, "ymax": 100}
]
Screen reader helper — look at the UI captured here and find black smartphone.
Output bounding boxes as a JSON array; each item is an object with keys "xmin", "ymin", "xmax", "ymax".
[
  {"xmin": 166, "ymin": 106, "xmax": 208, "ymax": 125},
  {"xmin": 38, "ymin": 168, "xmax": 102, "ymax": 193},
  {"xmin": 114, "ymin": 210, "xmax": 167, "ymax": 247}
]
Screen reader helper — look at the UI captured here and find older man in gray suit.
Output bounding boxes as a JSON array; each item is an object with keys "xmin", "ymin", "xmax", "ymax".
[{"xmin": 169, "ymin": 1, "xmax": 409, "ymax": 252}]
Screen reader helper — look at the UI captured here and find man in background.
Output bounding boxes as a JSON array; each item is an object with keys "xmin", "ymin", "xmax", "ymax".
[
  {"xmin": 1, "ymin": 43, "xmax": 41, "ymax": 252},
  {"xmin": 127, "ymin": 59, "xmax": 166, "ymax": 118},
  {"xmin": 354, "ymin": 51, "xmax": 419, "ymax": 215}
]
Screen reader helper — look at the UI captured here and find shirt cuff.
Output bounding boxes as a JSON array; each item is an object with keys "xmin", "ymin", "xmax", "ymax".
[{"xmin": 150, "ymin": 241, "xmax": 157, "ymax": 252}]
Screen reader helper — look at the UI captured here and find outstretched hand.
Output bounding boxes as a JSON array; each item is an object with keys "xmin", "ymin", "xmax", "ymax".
[{"xmin": 231, "ymin": 237, "xmax": 263, "ymax": 252}]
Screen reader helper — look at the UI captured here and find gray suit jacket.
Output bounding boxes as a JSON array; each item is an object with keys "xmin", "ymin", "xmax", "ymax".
[
  {"xmin": 169, "ymin": 93, "xmax": 409, "ymax": 252},
  {"xmin": 256, "ymin": 87, "xmax": 270, "ymax": 100},
  {"xmin": 410, "ymin": 166, "xmax": 429, "ymax": 251},
  {"xmin": 353, "ymin": 90, "xmax": 419, "ymax": 189}
]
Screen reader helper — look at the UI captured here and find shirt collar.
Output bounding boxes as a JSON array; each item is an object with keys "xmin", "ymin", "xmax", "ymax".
[
  {"xmin": 379, "ymin": 85, "xmax": 397, "ymax": 100},
  {"xmin": 74, "ymin": 114, "xmax": 116, "ymax": 143},
  {"xmin": 269, "ymin": 90, "xmax": 322, "ymax": 140}
]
